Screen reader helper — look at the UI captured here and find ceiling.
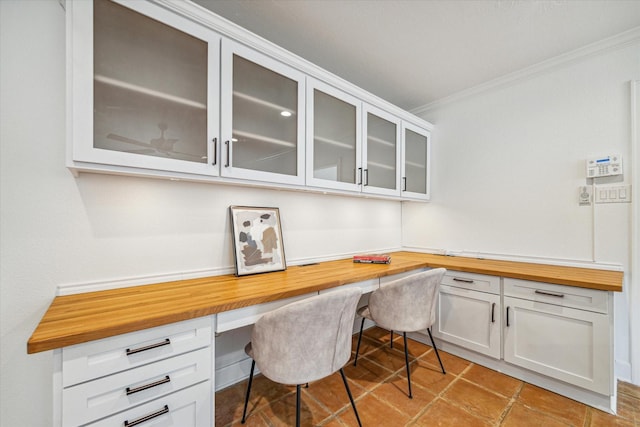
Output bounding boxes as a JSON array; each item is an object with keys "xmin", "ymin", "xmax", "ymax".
[{"xmin": 192, "ymin": 0, "xmax": 640, "ymax": 112}]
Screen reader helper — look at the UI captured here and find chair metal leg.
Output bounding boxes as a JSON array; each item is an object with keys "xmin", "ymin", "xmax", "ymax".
[
  {"xmin": 241, "ymin": 360, "xmax": 255, "ymax": 424},
  {"xmin": 427, "ymin": 327, "xmax": 446, "ymax": 374},
  {"xmin": 340, "ymin": 368, "xmax": 362, "ymax": 427},
  {"xmin": 354, "ymin": 317, "xmax": 365, "ymax": 366},
  {"xmin": 390, "ymin": 330, "xmax": 394, "ymax": 348},
  {"xmin": 295, "ymin": 384, "xmax": 301, "ymax": 427},
  {"xmin": 403, "ymin": 332, "xmax": 413, "ymax": 398}
]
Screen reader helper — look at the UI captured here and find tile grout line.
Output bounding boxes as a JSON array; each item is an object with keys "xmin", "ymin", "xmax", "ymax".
[{"xmin": 495, "ymin": 381, "xmax": 525, "ymax": 426}]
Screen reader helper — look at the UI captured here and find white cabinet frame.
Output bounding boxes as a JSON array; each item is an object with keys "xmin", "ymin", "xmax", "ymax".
[
  {"xmin": 361, "ymin": 104, "xmax": 402, "ymax": 197},
  {"xmin": 220, "ymin": 39, "xmax": 306, "ymax": 185},
  {"xmin": 67, "ymin": 0, "xmax": 221, "ymax": 177},
  {"xmin": 401, "ymin": 121, "xmax": 431, "ymax": 200},
  {"xmin": 306, "ymin": 78, "xmax": 363, "ymax": 192}
]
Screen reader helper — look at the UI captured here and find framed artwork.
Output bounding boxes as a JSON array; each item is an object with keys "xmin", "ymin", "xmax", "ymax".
[{"xmin": 229, "ymin": 206, "xmax": 286, "ymax": 276}]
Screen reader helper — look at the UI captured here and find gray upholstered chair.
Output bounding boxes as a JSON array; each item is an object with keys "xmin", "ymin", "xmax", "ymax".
[
  {"xmin": 353, "ymin": 268, "xmax": 447, "ymax": 398},
  {"xmin": 241, "ymin": 288, "xmax": 362, "ymax": 427}
]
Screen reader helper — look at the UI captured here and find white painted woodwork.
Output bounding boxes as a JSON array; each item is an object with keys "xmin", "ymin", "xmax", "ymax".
[
  {"xmin": 68, "ymin": 0, "xmax": 221, "ymax": 177},
  {"xmin": 63, "ymin": 348, "xmax": 210, "ymax": 427},
  {"xmin": 503, "ymin": 295, "xmax": 612, "ymax": 395},
  {"xmin": 400, "ymin": 121, "xmax": 431, "ymax": 200},
  {"xmin": 62, "ymin": 317, "xmax": 212, "ymax": 387},
  {"xmin": 362, "ymin": 104, "xmax": 403, "ymax": 197},
  {"xmin": 85, "ymin": 381, "xmax": 211, "ymax": 427},
  {"xmin": 433, "ymin": 271, "xmax": 501, "ymax": 359},
  {"xmin": 59, "ymin": 317, "xmax": 213, "ymax": 427},
  {"xmin": 220, "ymin": 39, "xmax": 306, "ymax": 185},
  {"xmin": 215, "ymin": 292, "xmax": 316, "ymax": 333},
  {"xmin": 435, "ymin": 284, "xmax": 502, "ymax": 359}
]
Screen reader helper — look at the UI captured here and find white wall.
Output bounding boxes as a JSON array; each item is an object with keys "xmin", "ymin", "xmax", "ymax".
[
  {"xmin": 0, "ymin": 2, "xmax": 401, "ymax": 426},
  {"xmin": 404, "ymin": 41, "xmax": 639, "ymax": 381}
]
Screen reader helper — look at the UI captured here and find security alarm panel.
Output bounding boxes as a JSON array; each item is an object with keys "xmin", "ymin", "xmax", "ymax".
[{"xmin": 586, "ymin": 154, "xmax": 623, "ymax": 178}]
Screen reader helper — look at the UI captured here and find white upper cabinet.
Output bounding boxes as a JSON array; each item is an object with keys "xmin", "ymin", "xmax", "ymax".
[
  {"xmin": 306, "ymin": 79, "xmax": 362, "ymax": 192},
  {"xmin": 220, "ymin": 40, "xmax": 306, "ymax": 185},
  {"xmin": 401, "ymin": 122, "xmax": 431, "ymax": 200},
  {"xmin": 362, "ymin": 105, "xmax": 402, "ymax": 197},
  {"xmin": 69, "ymin": 0, "xmax": 220, "ymax": 177},
  {"xmin": 67, "ymin": 0, "xmax": 433, "ymax": 199}
]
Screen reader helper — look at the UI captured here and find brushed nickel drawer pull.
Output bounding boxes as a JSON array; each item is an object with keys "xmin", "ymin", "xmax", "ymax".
[
  {"xmin": 535, "ymin": 290, "xmax": 565, "ymax": 298},
  {"xmin": 453, "ymin": 277, "xmax": 474, "ymax": 284},
  {"xmin": 126, "ymin": 376, "xmax": 170, "ymax": 395},
  {"xmin": 126, "ymin": 338, "xmax": 170, "ymax": 356},
  {"xmin": 124, "ymin": 405, "xmax": 169, "ymax": 426}
]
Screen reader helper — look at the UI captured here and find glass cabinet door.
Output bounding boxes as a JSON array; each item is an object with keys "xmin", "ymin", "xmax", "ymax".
[
  {"xmin": 221, "ymin": 40, "xmax": 305, "ymax": 185},
  {"xmin": 306, "ymin": 79, "xmax": 361, "ymax": 191},
  {"xmin": 362, "ymin": 105, "xmax": 401, "ymax": 196},
  {"xmin": 71, "ymin": 0, "xmax": 220, "ymax": 176},
  {"xmin": 401, "ymin": 122, "xmax": 431, "ymax": 200}
]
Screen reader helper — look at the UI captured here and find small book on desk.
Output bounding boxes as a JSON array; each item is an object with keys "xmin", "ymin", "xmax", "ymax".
[{"xmin": 353, "ymin": 253, "xmax": 391, "ymax": 264}]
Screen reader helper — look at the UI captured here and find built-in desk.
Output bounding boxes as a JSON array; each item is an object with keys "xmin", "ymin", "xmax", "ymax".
[
  {"xmin": 28, "ymin": 251, "xmax": 622, "ymax": 354},
  {"xmin": 27, "ymin": 251, "xmax": 623, "ymax": 426}
]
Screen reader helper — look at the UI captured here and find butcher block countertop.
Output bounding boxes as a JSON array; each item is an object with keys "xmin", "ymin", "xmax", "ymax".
[{"xmin": 27, "ymin": 251, "xmax": 623, "ymax": 354}]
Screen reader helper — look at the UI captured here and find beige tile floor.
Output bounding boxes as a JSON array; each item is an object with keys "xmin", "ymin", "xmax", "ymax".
[{"xmin": 216, "ymin": 327, "xmax": 640, "ymax": 426}]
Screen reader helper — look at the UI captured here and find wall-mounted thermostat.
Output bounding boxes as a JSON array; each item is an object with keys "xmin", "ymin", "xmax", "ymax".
[{"xmin": 586, "ymin": 154, "xmax": 623, "ymax": 178}]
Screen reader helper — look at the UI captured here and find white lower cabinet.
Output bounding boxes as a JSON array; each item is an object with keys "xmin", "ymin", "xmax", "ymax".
[
  {"xmin": 434, "ymin": 271, "xmax": 613, "ymax": 400},
  {"xmin": 58, "ymin": 317, "xmax": 213, "ymax": 427},
  {"xmin": 503, "ymin": 279, "xmax": 612, "ymax": 395},
  {"xmin": 433, "ymin": 271, "xmax": 501, "ymax": 359}
]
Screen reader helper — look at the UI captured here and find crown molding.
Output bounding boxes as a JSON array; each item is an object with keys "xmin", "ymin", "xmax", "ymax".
[{"xmin": 412, "ymin": 26, "xmax": 640, "ymax": 117}]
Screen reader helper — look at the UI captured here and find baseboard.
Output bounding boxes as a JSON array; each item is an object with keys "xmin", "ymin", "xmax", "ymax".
[
  {"xmin": 615, "ymin": 359, "xmax": 632, "ymax": 384},
  {"xmin": 407, "ymin": 331, "xmax": 616, "ymax": 414}
]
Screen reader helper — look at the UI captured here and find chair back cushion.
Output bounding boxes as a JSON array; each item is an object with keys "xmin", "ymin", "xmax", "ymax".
[
  {"xmin": 369, "ymin": 268, "xmax": 446, "ymax": 332},
  {"xmin": 251, "ymin": 287, "xmax": 361, "ymax": 385}
]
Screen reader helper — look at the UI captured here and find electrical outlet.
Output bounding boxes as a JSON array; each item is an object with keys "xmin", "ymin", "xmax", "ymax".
[{"xmin": 578, "ymin": 186, "xmax": 592, "ymax": 206}]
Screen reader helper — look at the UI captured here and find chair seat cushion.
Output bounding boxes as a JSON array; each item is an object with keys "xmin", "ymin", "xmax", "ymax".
[
  {"xmin": 245, "ymin": 342, "xmax": 253, "ymax": 358},
  {"xmin": 357, "ymin": 305, "xmax": 371, "ymax": 320}
]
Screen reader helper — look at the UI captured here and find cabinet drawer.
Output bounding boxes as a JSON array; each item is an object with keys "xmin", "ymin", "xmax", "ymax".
[
  {"xmin": 86, "ymin": 380, "xmax": 211, "ymax": 427},
  {"xmin": 380, "ymin": 268, "xmax": 428, "ymax": 285},
  {"xmin": 216, "ymin": 292, "xmax": 316, "ymax": 333},
  {"xmin": 63, "ymin": 347, "xmax": 211, "ymax": 427},
  {"xmin": 319, "ymin": 279, "xmax": 378, "ymax": 294},
  {"xmin": 504, "ymin": 278, "xmax": 609, "ymax": 314},
  {"xmin": 63, "ymin": 317, "xmax": 212, "ymax": 387},
  {"xmin": 442, "ymin": 271, "xmax": 500, "ymax": 295}
]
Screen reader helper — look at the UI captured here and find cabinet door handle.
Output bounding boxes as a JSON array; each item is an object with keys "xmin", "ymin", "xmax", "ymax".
[
  {"xmin": 126, "ymin": 376, "xmax": 170, "ymax": 395},
  {"xmin": 506, "ymin": 306, "xmax": 510, "ymax": 327},
  {"xmin": 126, "ymin": 338, "xmax": 170, "ymax": 356},
  {"xmin": 224, "ymin": 140, "xmax": 230, "ymax": 167},
  {"xmin": 534, "ymin": 290, "xmax": 565, "ymax": 298},
  {"xmin": 402, "ymin": 177, "xmax": 407, "ymax": 191},
  {"xmin": 357, "ymin": 168, "xmax": 362, "ymax": 185},
  {"xmin": 124, "ymin": 405, "xmax": 169, "ymax": 426},
  {"xmin": 453, "ymin": 277, "xmax": 474, "ymax": 284},
  {"xmin": 212, "ymin": 137, "xmax": 217, "ymax": 166},
  {"xmin": 491, "ymin": 302, "xmax": 495, "ymax": 323},
  {"xmin": 364, "ymin": 169, "xmax": 369, "ymax": 186}
]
